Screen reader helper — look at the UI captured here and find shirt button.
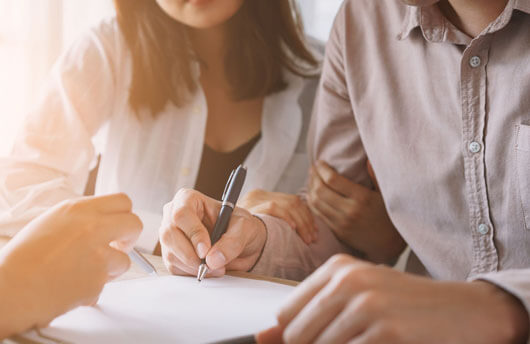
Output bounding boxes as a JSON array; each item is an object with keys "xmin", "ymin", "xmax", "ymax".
[
  {"xmin": 469, "ymin": 141, "xmax": 482, "ymax": 153},
  {"xmin": 478, "ymin": 224, "xmax": 490, "ymax": 235},
  {"xmin": 469, "ymin": 56, "xmax": 481, "ymax": 68}
]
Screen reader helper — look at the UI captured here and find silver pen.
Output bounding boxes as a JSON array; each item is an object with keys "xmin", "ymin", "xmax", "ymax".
[{"xmin": 129, "ymin": 248, "xmax": 157, "ymax": 275}]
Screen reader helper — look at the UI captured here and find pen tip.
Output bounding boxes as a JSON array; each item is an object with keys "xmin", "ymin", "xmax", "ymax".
[{"xmin": 197, "ymin": 263, "xmax": 208, "ymax": 282}]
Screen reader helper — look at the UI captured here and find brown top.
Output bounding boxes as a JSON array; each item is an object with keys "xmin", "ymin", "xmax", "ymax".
[
  {"xmin": 251, "ymin": 0, "xmax": 530, "ymax": 335},
  {"xmin": 194, "ymin": 134, "xmax": 261, "ymax": 200}
]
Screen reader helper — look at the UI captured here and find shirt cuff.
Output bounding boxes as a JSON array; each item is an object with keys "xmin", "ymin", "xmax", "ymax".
[
  {"xmin": 471, "ymin": 269, "xmax": 530, "ymax": 344},
  {"xmin": 249, "ymin": 214, "xmax": 314, "ymax": 281},
  {"xmin": 249, "ymin": 213, "xmax": 356, "ymax": 281},
  {"xmin": 133, "ymin": 209, "xmax": 162, "ymax": 254}
]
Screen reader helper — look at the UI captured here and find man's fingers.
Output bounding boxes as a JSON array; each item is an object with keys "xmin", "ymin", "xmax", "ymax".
[
  {"xmin": 309, "ymin": 172, "xmax": 358, "ymax": 217},
  {"xmin": 283, "ymin": 281, "xmax": 346, "ymax": 344},
  {"xmin": 170, "ymin": 207, "xmax": 211, "ymax": 259},
  {"xmin": 296, "ymin": 202, "xmax": 318, "ymax": 240},
  {"xmin": 256, "ymin": 326, "xmax": 284, "ymax": 344},
  {"xmin": 308, "ymin": 192, "xmax": 345, "ymax": 227},
  {"xmin": 366, "ymin": 160, "xmax": 379, "ymax": 191},
  {"xmin": 289, "ymin": 208, "xmax": 314, "ymax": 244},
  {"xmin": 314, "ymin": 161, "xmax": 371, "ymax": 199},
  {"xmin": 277, "ymin": 261, "xmax": 337, "ymax": 327},
  {"xmin": 315, "ymin": 299, "xmax": 370, "ymax": 344},
  {"xmin": 272, "ymin": 207, "xmax": 298, "ymax": 231}
]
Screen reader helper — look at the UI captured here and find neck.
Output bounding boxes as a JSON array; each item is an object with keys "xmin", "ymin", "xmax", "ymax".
[
  {"xmin": 188, "ymin": 24, "xmax": 228, "ymax": 75},
  {"xmin": 438, "ymin": 0, "xmax": 509, "ymax": 37}
]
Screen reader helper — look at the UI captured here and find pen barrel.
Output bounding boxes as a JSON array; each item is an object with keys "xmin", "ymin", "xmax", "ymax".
[{"xmin": 210, "ymin": 205, "xmax": 234, "ymax": 244}]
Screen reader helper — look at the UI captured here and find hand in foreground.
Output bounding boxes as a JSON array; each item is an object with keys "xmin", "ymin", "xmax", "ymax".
[
  {"xmin": 159, "ymin": 189, "xmax": 267, "ymax": 277},
  {"xmin": 308, "ymin": 161, "xmax": 405, "ymax": 263},
  {"xmin": 0, "ymin": 194, "xmax": 142, "ymax": 338},
  {"xmin": 258, "ymin": 254, "xmax": 529, "ymax": 344},
  {"xmin": 239, "ymin": 189, "xmax": 316, "ymax": 245}
]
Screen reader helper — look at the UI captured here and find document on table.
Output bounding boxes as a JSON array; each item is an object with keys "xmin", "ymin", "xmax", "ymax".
[{"xmin": 24, "ymin": 275, "xmax": 294, "ymax": 344}]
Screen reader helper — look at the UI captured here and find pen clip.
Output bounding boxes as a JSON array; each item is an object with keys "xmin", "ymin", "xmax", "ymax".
[{"xmin": 222, "ymin": 169, "xmax": 236, "ymax": 201}]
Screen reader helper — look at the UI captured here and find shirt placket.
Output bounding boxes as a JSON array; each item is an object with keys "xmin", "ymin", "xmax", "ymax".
[{"xmin": 460, "ymin": 37, "xmax": 499, "ymax": 277}]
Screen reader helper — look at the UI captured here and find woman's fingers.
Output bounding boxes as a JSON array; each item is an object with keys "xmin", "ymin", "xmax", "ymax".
[{"xmin": 160, "ymin": 224, "xmax": 202, "ymax": 273}]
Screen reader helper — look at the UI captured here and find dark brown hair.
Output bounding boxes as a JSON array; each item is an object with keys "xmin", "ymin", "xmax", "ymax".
[{"xmin": 114, "ymin": 0, "xmax": 318, "ymax": 115}]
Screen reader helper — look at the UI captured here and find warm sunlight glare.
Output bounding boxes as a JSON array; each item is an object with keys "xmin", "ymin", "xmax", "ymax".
[{"xmin": 0, "ymin": 0, "xmax": 114, "ymax": 156}]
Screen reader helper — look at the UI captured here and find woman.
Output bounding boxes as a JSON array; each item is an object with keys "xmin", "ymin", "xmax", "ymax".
[
  {"xmin": 0, "ymin": 194, "xmax": 141, "ymax": 339},
  {"xmin": 0, "ymin": 0, "xmax": 321, "ymax": 251}
]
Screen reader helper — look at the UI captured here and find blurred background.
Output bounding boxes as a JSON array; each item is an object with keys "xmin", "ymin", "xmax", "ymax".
[{"xmin": 0, "ymin": 0, "xmax": 342, "ymax": 156}]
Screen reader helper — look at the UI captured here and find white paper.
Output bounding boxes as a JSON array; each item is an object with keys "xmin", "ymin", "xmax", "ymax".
[{"xmin": 33, "ymin": 275, "xmax": 294, "ymax": 344}]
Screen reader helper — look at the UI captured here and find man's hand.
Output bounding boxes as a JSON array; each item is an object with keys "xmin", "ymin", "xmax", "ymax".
[
  {"xmin": 258, "ymin": 254, "xmax": 530, "ymax": 344},
  {"xmin": 308, "ymin": 161, "xmax": 405, "ymax": 263},
  {"xmin": 159, "ymin": 189, "xmax": 267, "ymax": 277},
  {"xmin": 239, "ymin": 189, "xmax": 317, "ymax": 245},
  {"xmin": 0, "ymin": 194, "xmax": 142, "ymax": 338}
]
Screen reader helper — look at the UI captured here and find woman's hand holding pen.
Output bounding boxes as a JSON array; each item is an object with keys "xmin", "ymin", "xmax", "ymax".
[
  {"xmin": 159, "ymin": 189, "xmax": 267, "ymax": 277},
  {"xmin": 0, "ymin": 194, "xmax": 142, "ymax": 338}
]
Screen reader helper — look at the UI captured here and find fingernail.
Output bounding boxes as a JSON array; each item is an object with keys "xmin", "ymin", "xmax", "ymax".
[
  {"xmin": 209, "ymin": 251, "xmax": 226, "ymax": 269},
  {"xmin": 209, "ymin": 268, "xmax": 226, "ymax": 277},
  {"xmin": 197, "ymin": 243, "xmax": 208, "ymax": 258}
]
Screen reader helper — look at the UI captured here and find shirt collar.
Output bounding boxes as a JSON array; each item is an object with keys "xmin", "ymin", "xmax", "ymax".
[{"xmin": 398, "ymin": 0, "xmax": 530, "ymax": 44}]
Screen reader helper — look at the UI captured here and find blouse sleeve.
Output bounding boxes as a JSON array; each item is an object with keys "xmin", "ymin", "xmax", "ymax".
[{"xmin": 0, "ymin": 20, "xmax": 120, "ymax": 236}]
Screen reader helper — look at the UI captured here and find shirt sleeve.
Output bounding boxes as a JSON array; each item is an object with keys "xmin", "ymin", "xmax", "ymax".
[
  {"xmin": 250, "ymin": 6, "xmax": 372, "ymax": 281},
  {"xmin": 250, "ymin": 214, "xmax": 356, "ymax": 281},
  {"xmin": 0, "ymin": 21, "xmax": 118, "ymax": 236},
  {"xmin": 472, "ymin": 270, "xmax": 530, "ymax": 343}
]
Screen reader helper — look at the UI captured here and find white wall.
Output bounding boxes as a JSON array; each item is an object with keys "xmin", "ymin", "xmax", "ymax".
[{"xmin": 297, "ymin": 0, "xmax": 344, "ymax": 41}]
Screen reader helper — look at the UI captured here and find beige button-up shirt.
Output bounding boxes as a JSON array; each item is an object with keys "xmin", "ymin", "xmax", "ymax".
[{"xmin": 252, "ymin": 0, "xmax": 530, "ymax": 332}]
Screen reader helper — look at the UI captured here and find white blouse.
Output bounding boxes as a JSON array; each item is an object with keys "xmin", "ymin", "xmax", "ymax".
[{"xmin": 0, "ymin": 18, "xmax": 322, "ymax": 252}]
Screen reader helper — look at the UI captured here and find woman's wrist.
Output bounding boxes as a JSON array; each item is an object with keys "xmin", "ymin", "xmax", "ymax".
[{"xmin": 248, "ymin": 215, "xmax": 268, "ymax": 272}]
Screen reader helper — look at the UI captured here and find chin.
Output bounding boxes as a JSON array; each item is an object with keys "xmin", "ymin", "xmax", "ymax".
[
  {"xmin": 401, "ymin": 0, "xmax": 440, "ymax": 6},
  {"xmin": 156, "ymin": 0, "xmax": 245, "ymax": 29}
]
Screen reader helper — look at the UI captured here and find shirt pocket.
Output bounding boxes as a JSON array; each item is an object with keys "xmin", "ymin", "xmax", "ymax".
[{"xmin": 515, "ymin": 124, "xmax": 530, "ymax": 229}]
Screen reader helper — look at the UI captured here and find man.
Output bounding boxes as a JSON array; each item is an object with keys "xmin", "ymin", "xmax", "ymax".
[
  {"xmin": 0, "ymin": 194, "xmax": 141, "ymax": 338},
  {"xmin": 160, "ymin": 0, "xmax": 530, "ymax": 342}
]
